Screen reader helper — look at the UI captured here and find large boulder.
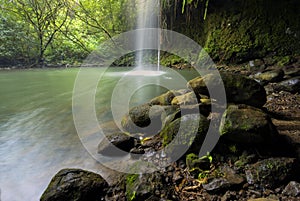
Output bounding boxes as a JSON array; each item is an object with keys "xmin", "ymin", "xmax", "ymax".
[
  {"xmin": 160, "ymin": 114, "xmax": 210, "ymax": 158},
  {"xmin": 187, "ymin": 72, "xmax": 267, "ymax": 107},
  {"xmin": 98, "ymin": 132, "xmax": 135, "ymax": 156},
  {"xmin": 125, "ymin": 171, "xmax": 175, "ymax": 201},
  {"xmin": 121, "ymin": 104, "xmax": 178, "ymax": 135},
  {"xmin": 245, "ymin": 157, "xmax": 297, "ymax": 188},
  {"xmin": 41, "ymin": 169, "xmax": 108, "ymax": 201},
  {"xmin": 202, "ymin": 165, "xmax": 245, "ymax": 192},
  {"xmin": 219, "ymin": 104, "xmax": 277, "ymax": 144}
]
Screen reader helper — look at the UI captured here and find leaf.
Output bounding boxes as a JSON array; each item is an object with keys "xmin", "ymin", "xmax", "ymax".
[
  {"xmin": 203, "ymin": 0, "xmax": 209, "ymax": 20},
  {"xmin": 181, "ymin": 0, "xmax": 186, "ymax": 13}
]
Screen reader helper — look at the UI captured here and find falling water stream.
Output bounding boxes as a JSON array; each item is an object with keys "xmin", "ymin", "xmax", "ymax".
[{"xmin": 135, "ymin": 0, "xmax": 161, "ymax": 71}]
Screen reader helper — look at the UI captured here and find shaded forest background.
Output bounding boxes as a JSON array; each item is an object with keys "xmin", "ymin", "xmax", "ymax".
[{"xmin": 0, "ymin": 0, "xmax": 299, "ymax": 67}]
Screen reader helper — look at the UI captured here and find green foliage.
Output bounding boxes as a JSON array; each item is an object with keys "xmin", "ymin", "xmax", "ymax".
[
  {"xmin": 199, "ymin": 152, "xmax": 213, "ymax": 163},
  {"xmin": 126, "ymin": 174, "xmax": 138, "ymax": 201},
  {"xmin": 0, "ymin": 0, "xmax": 135, "ymax": 67},
  {"xmin": 181, "ymin": 0, "xmax": 210, "ymax": 20},
  {"xmin": 0, "ymin": 14, "xmax": 36, "ymax": 64},
  {"xmin": 276, "ymin": 55, "xmax": 294, "ymax": 66},
  {"xmin": 198, "ymin": 170, "xmax": 210, "ymax": 180}
]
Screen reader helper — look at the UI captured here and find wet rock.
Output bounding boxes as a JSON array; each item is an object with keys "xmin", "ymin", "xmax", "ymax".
[
  {"xmin": 251, "ymin": 69, "xmax": 284, "ymax": 85},
  {"xmin": 245, "ymin": 157, "xmax": 296, "ymax": 188},
  {"xmin": 203, "ymin": 178, "xmax": 232, "ymax": 192},
  {"xmin": 130, "ymin": 147, "xmax": 145, "ymax": 159},
  {"xmin": 282, "ymin": 181, "xmax": 300, "ymax": 197},
  {"xmin": 160, "ymin": 114, "xmax": 209, "ymax": 158},
  {"xmin": 121, "ymin": 104, "xmax": 178, "ymax": 135},
  {"xmin": 203, "ymin": 165, "xmax": 245, "ymax": 192},
  {"xmin": 219, "ymin": 104, "xmax": 277, "ymax": 144},
  {"xmin": 41, "ymin": 169, "xmax": 108, "ymax": 201},
  {"xmin": 98, "ymin": 132, "xmax": 135, "ymax": 156},
  {"xmin": 150, "ymin": 89, "xmax": 189, "ymax": 105},
  {"xmin": 187, "ymin": 72, "xmax": 266, "ymax": 107},
  {"xmin": 171, "ymin": 91, "xmax": 199, "ymax": 105},
  {"xmin": 275, "ymin": 76, "xmax": 300, "ymax": 93}
]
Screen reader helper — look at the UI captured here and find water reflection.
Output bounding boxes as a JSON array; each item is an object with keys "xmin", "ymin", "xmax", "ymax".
[{"xmin": 0, "ymin": 67, "xmax": 198, "ymax": 200}]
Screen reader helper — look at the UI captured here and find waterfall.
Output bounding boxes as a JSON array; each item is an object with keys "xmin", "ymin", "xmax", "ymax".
[{"xmin": 135, "ymin": 0, "xmax": 160, "ymax": 71}]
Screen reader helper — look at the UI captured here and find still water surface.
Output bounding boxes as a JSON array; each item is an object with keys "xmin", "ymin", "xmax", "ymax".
[{"xmin": 0, "ymin": 67, "xmax": 198, "ymax": 200}]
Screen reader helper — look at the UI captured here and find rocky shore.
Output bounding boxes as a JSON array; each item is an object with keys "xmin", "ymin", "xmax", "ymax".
[{"xmin": 41, "ymin": 58, "xmax": 300, "ymax": 201}]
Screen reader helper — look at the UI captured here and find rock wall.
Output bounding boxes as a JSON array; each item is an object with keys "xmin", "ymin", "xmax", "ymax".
[{"xmin": 164, "ymin": 0, "xmax": 300, "ymax": 64}]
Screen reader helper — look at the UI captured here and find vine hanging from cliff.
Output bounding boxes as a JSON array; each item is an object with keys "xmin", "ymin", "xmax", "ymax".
[
  {"xmin": 161, "ymin": 0, "xmax": 209, "ymax": 28},
  {"xmin": 181, "ymin": 0, "xmax": 210, "ymax": 20}
]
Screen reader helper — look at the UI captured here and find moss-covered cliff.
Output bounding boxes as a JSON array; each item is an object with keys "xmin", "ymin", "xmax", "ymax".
[{"xmin": 163, "ymin": 0, "xmax": 300, "ymax": 64}]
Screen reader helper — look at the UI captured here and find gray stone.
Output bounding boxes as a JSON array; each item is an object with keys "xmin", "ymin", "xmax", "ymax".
[
  {"xmin": 187, "ymin": 72, "xmax": 266, "ymax": 107},
  {"xmin": 203, "ymin": 165, "xmax": 245, "ymax": 192},
  {"xmin": 125, "ymin": 171, "xmax": 174, "ymax": 201},
  {"xmin": 98, "ymin": 132, "xmax": 135, "ymax": 156},
  {"xmin": 202, "ymin": 178, "xmax": 231, "ymax": 192},
  {"xmin": 41, "ymin": 169, "xmax": 108, "ymax": 201},
  {"xmin": 121, "ymin": 104, "xmax": 178, "ymax": 135},
  {"xmin": 171, "ymin": 91, "xmax": 198, "ymax": 105},
  {"xmin": 282, "ymin": 181, "xmax": 300, "ymax": 197},
  {"xmin": 160, "ymin": 114, "xmax": 210, "ymax": 158},
  {"xmin": 245, "ymin": 157, "xmax": 296, "ymax": 188},
  {"xmin": 219, "ymin": 104, "xmax": 277, "ymax": 144}
]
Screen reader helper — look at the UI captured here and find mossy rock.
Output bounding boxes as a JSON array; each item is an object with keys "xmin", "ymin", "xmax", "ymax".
[
  {"xmin": 202, "ymin": 165, "xmax": 245, "ymax": 192},
  {"xmin": 125, "ymin": 171, "xmax": 164, "ymax": 201},
  {"xmin": 160, "ymin": 114, "xmax": 210, "ymax": 158},
  {"xmin": 171, "ymin": 91, "xmax": 199, "ymax": 105},
  {"xmin": 121, "ymin": 104, "xmax": 178, "ymax": 135},
  {"xmin": 245, "ymin": 157, "xmax": 297, "ymax": 188},
  {"xmin": 187, "ymin": 72, "xmax": 267, "ymax": 107},
  {"xmin": 40, "ymin": 169, "xmax": 108, "ymax": 201},
  {"xmin": 219, "ymin": 104, "xmax": 277, "ymax": 144}
]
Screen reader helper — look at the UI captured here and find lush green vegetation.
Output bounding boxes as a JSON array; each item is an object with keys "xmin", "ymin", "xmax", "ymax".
[
  {"xmin": 1, "ymin": 0, "xmax": 299, "ymax": 67},
  {"xmin": 163, "ymin": 0, "xmax": 300, "ymax": 64},
  {"xmin": 0, "ymin": 0, "xmax": 136, "ymax": 66}
]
